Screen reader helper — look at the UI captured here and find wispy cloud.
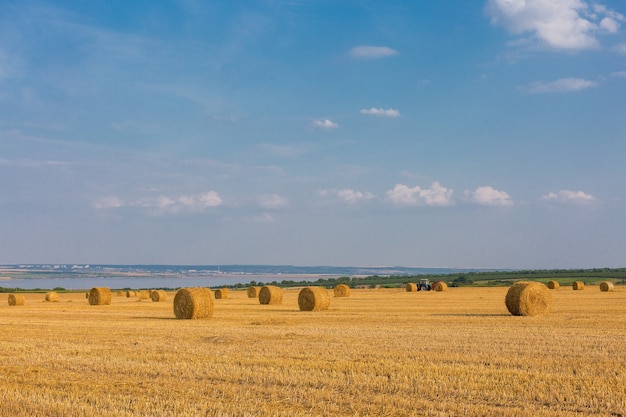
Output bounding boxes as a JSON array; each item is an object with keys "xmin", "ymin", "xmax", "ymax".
[
  {"xmin": 611, "ymin": 70, "xmax": 626, "ymax": 78},
  {"xmin": 464, "ymin": 186, "xmax": 513, "ymax": 206},
  {"xmin": 258, "ymin": 193, "xmax": 288, "ymax": 209},
  {"xmin": 387, "ymin": 182, "xmax": 453, "ymax": 206},
  {"xmin": 523, "ymin": 77, "xmax": 597, "ymax": 93},
  {"xmin": 311, "ymin": 119, "xmax": 339, "ymax": 129},
  {"xmin": 94, "ymin": 191, "xmax": 223, "ymax": 214},
  {"xmin": 486, "ymin": 0, "xmax": 624, "ymax": 50},
  {"xmin": 349, "ymin": 45, "xmax": 398, "ymax": 59},
  {"xmin": 319, "ymin": 188, "xmax": 376, "ymax": 205},
  {"xmin": 360, "ymin": 107, "xmax": 401, "ymax": 117},
  {"xmin": 540, "ymin": 189, "xmax": 596, "ymax": 204}
]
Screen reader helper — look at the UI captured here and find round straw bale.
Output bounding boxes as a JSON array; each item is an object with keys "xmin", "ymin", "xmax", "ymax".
[
  {"xmin": 405, "ymin": 283, "xmax": 417, "ymax": 292},
  {"xmin": 247, "ymin": 286, "xmax": 261, "ymax": 298},
  {"xmin": 116, "ymin": 291, "xmax": 125, "ymax": 296},
  {"xmin": 572, "ymin": 281, "xmax": 585, "ymax": 291},
  {"xmin": 173, "ymin": 287, "xmax": 214, "ymax": 319},
  {"xmin": 432, "ymin": 281, "xmax": 448, "ymax": 292},
  {"xmin": 45, "ymin": 291, "xmax": 59, "ymax": 302},
  {"xmin": 126, "ymin": 290, "xmax": 136, "ymax": 298},
  {"xmin": 505, "ymin": 281, "xmax": 552, "ymax": 316},
  {"xmin": 137, "ymin": 290, "xmax": 150, "ymax": 300},
  {"xmin": 88, "ymin": 287, "xmax": 112, "ymax": 306},
  {"xmin": 150, "ymin": 290, "xmax": 168, "ymax": 302},
  {"xmin": 215, "ymin": 288, "xmax": 229, "ymax": 299},
  {"xmin": 333, "ymin": 284, "xmax": 351, "ymax": 297},
  {"xmin": 599, "ymin": 281, "xmax": 614, "ymax": 292},
  {"xmin": 259, "ymin": 285, "xmax": 283, "ymax": 305},
  {"xmin": 298, "ymin": 287, "xmax": 330, "ymax": 311},
  {"xmin": 8, "ymin": 293, "xmax": 25, "ymax": 306},
  {"xmin": 546, "ymin": 280, "xmax": 560, "ymax": 290}
]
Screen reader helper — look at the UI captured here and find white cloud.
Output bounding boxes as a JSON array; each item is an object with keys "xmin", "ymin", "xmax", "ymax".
[
  {"xmin": 311, "ymin": 119, "xmax": 339, "ymax": 129},
  {"xmin": 540, "ymin": 189, "xmax": 596, "ymax": 204},
  {"xmin": 319, "ymin": 188, "xmax": 376, "ymax": 204},
  {"xmin": 464, "ymin": 186, "xmax": 513, "ymax": 206},
  {"xmin": 387, "ymin": 182, "xmax": 453, "ymax": 206},
  {"xmin": 258, "ymin": 193, "xmax": 288, "ymax": 209},
  {"xmin": 349, "ymin": 45, "xmax": 398, "ymax": 59},
  {"xmin": 486, "ymin": 0, "xmax": 624, "ymax": 50},
  {"xmin": 523, "ymin": 77, "xmax": 597, "ymax": 93},
  {"xmin": 95, "ymin": 191, "xmax": 222, "ymax": 214},
  {"xmin": 360, "ymin": 107, "xmax": 401, "ymax": 117},
  {"xmin": 93, "ymin": 196, "xmax": 124, "ymax": 209},
  {"xmin": 337, "ymin": 189, "xmax": 376, "ymax": 204}
]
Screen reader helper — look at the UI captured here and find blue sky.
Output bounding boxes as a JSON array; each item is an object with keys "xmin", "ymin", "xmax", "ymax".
[{"xmin": 1, "ymin": 0, "xmax": 625, "ymax": 268}]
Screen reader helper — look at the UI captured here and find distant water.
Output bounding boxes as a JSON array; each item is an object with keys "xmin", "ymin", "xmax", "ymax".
[
  {"xmin": 2, "ymin": 275, "xmax": 279, "ymax": 290},
  {"xmin": 0, "ymin": 264, "xmax": 479, "ymax": 290}
]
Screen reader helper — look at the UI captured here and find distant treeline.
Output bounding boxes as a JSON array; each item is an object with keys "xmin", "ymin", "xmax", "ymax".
[{"xmin": 232, "ymin": 268, "xmax": 626, "ymax": 289}]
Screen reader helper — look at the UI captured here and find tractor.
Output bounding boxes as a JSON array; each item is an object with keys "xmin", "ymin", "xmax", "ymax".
[{"xmin": 418, "ymin": 278, "xmax": 432, "ymax": 291}]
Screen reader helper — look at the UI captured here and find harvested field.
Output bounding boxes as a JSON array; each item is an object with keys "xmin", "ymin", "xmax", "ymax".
[{"xmin": 1, "ymin": 287, "xmax": 625, "ymax": 416}]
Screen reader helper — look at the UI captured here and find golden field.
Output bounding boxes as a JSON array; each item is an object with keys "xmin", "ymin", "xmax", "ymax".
[{"xmin": 1, "ymin": 286, "xmax": 625, "ymax": 417}]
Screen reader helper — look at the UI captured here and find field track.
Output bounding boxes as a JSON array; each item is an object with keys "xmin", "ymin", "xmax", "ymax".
[{"xmin": 1, "ymin": 286, "xmax": 625, "ymax": 416}]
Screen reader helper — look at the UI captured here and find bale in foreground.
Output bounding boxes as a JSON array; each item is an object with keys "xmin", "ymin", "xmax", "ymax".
[
  {"xmin": 45, "ymin": 291, "xmax": 59, "ymax": 302},
  {"xmin": 572, "ymin": 281, "xmax": 585, "ymax": 291},
  {"xmin": 150, "ymin": 290, "xmax": 168, "ymax": 302},
  {"xmin": 174, "ymin": 288, "xmax": 214, "ymax": 319},
  {"xmin": 88, "ymin": 287, "xmax": 112, "ymax": 306},
  {"xmin": 299, "ymin": 287, "xmax": 331, "ymax": 311},
  {"xmin": 599, "ymin": 281, "xmax": 614, "ymax": 292},
  {"xmin": 8, "ymin": 294, "xmax": 25, "ymax": 306},
  {"xmin": 259, "ymin": 286, "xmax": 283, "ymax": 305},
  {"xmin": 247, "ymin": 286, "xmax": 261, "ymax": 298},
  {"xmin": 333, "ymin": 284, "xmax": 351, "ymax": 297},
  {"xmin": 505, "ymin": 281, "xmax": 552, "ymax": 316},
  {"xmin": 215, "ymin": 288, "xmax": 229, "ymax": 299},
  {"xmin": 547, "ymin": 280, "xmax": 560, "ymax": 290},
  {"xmin": 432, "ymin": 281, "xmax": 448, "ymax": 292},
  {"xmin": 405, "ymin": 283, "xmax": 417, "ymax": 292}
]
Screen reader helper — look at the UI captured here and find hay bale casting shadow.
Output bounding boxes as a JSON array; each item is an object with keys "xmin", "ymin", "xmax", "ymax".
[
  {"xmin": 88, "ymin": 287, "xmax": 112, "ymax": 306},
  {"xmin": 174, "ymin": 288, "xmax": 214, "ymax": 319},
  {"xmin": 505, "ymin": 282, "xmax": 552, "ymax": 317},
  {"xmin": 298, "ymin": 287, "xmax": 330, "ymax": 311},
  {"xmin": 259, "ymin": 286, "xmax": 283, "ymax": 305}
]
